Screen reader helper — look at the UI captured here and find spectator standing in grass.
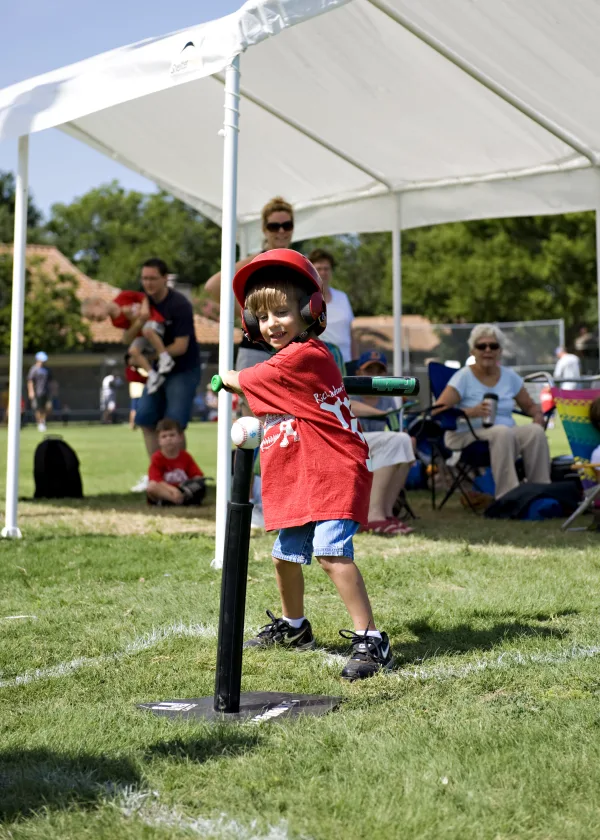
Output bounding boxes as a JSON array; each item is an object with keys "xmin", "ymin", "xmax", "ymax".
[
  {"xmin": 100, "ymin": 372, "xmax": 118, "ymax": 424},
  {"xmin": 309, "ymin": 248, "xmax": 357, "ymax": 365},
  {"xmin": 206, "ymin": 197, "xmax": 297, "ymax": 529},
  {"xmin": 206, "ymin": 196, "xmax": 296, "ymax": 382},
  {"xmin": 132, "ymin": 259, "xmax": 201, "ymax": 457},
  {"xmin": 553, "ymin": 346, "xmax": 581, "ymax": 390},
  {"xmin": 127, "ymin": 368, "xmax": 146, "ymax": 430},
  {"xmin": 27, "ymin": 351, "xmax": 52, "ymax": 432}
]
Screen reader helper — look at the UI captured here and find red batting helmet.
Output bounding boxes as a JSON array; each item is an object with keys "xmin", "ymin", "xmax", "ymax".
[{"xmin": 233, "ymin": 249, "xmax": 327, "ymax": 342}]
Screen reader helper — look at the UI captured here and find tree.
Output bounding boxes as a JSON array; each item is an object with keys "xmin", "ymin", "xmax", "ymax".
[
  {"xmin": 0, "ymin": 256, "xmax": 92, "ymax": 354},
  {"xmin": 0, "ymin": 170, "xmax": 45, "ymax": 243},
  {"xmin": 303, "ymin": 212, "xmax": 599, "ymax": 336},
  {"xmin": 46, "ymin": 182, "xmax": 222, "ymax": 289}
]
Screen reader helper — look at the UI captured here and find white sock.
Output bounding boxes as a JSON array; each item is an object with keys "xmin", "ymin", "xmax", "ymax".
[
  {"xmin": 159, "ymin": 350, "xmax": 172, "ymax": 361},
  {"xmin": 282, "ymin": 615, "xmax": 305, "ymax": 629},
  {"xmin": 355, "ymin": 629, "xmax": 382, "ymax": 639}
]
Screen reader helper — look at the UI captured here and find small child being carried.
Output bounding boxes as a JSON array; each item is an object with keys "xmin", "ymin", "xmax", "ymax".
[
  {"xmin": 220, "ymin": 249, "xmax": 393, "ymax": 681},
  {"xmin": 82, "ymin": 291, "xmax": 174, "ymax": 394}
]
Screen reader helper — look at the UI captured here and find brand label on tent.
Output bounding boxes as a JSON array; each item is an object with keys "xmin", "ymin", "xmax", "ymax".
[{"xmin": 170, "ymin": 40, "xmax": 203, "ymax": 77}]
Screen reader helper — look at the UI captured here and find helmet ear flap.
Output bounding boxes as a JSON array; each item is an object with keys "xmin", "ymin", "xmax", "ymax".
[
  {"xmin": 241, "ymin": 308, "xmax": 262, "ymax": 343},
  {"xmin": 299, "ymin": 292, "xmax": 327, "ymax": 336}
]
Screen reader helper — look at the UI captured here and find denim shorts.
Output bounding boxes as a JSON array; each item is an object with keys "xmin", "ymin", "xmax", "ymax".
[
  {"xmin": 272, "ymin": 519, "xmax": 360, "ymax": 566},
  {"xmin": 135, "ymin": 367, "xmax": 201, "ymax": 430}
]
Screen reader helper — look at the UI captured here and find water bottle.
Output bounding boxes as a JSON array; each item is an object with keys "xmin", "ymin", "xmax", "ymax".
[{"xmin": 482, "ymin": 392, "xmax": 498, "ymax": 428}]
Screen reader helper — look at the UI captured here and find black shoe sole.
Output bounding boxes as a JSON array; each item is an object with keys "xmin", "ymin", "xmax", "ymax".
[
  {"xmin": 340, "ymin": 657, "xmax": 395, "ymax": 682},
  {"xmin": 243, "ymin": 638, "xmax": 317, "ymax": 651}
]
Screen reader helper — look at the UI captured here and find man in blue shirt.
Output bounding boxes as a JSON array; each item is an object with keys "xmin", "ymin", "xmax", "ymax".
[{"xmin": 132, "ymin": 259, "xmax": 201, "ymax": 456}]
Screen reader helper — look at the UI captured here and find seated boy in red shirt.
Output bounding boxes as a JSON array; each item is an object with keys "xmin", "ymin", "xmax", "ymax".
[
  {"xmin": 147, "ymin": 418, "xmax": 205, "ymax": 506},
  {"xmin": 82, "ymin": 292, "xmax": 174, "ymax": 394},
  {"xmin": 220, "ymin": 249, "xmax": 393, "ymax": 681}
]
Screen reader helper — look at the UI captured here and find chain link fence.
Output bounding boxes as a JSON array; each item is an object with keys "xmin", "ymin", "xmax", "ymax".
[{"xmin": 403, "ymin": 319, "xmax": 565, "ymax": 377}]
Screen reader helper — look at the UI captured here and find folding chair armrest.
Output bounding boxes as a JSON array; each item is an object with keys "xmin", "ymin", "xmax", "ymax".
[{"xmin": 408, "ymin": 403, "xmax": 480, "ymax": 440}]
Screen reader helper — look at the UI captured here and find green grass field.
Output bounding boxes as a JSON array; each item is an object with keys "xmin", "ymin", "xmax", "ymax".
[{"xmin": 1, "ymin": 421, "xmax": 600, "ymax": 839}]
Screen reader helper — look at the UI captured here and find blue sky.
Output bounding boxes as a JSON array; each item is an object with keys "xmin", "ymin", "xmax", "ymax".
[{"xmin": 0, "ymin": 0, "xmax": 240, "ymax": 218}]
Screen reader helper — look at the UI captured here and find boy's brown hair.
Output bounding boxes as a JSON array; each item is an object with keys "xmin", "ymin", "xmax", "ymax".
[
  {"xmin": 261, "ymin": 196, "xmax": 294, "ymax": 230},
  {"xmin": 244, "ymin": 266, "xmax": 305, "ymax": 317},
  {"xmin": 156, "ymin": 418, "xmax": 183, "ymax": 435}
]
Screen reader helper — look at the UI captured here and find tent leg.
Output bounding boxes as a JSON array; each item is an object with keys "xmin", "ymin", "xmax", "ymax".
[
  {"xmin": 2, "ymin": 136, "xmax": 29, "ymax": 540},
  {"xmin": 596, "ymin": 175, "xmax": 600, "ymax": 373},
  {"xmin": 391, "ymin": 195, "xmax": 402, "ymax": 377},
  {"xmin": 212, "ymin": 56, "xmax": 241, "ymax": 570}
]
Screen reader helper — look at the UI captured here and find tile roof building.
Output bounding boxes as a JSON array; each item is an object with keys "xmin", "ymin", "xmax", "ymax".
[{"xmin": 0, "ymin": 244, "xmax": 239, "ymax": 346}]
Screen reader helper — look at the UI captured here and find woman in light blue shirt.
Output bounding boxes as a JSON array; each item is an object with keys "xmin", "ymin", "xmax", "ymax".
[{"xmin": 436, "ymin": 324, "xmax": 550, "ymax": 499}]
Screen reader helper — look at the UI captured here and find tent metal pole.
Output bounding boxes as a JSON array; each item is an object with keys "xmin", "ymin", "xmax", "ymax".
[
  {"xmin": 391, "ymin": 195, "xmax": 402, "ymax": 377},
  {"xmin": 2, "ymin": 135, "xmax": 29, "ymax": 539},
  {"xmin": 239, "ymin": 226, "xmax": 249, "ymax": 261},
  {"xmin": 213, "ymin": 56, "xmax": 241, "ymax": 570},
  {"xmin": 558, "ymin": 319, "xmax": 565, "ymax": 352},
  {"xmin": 367, "ymin": 0, "xmax": 599, "ymax": 166},
  {"xmin": 596, "ymin": 170, "xmax": 600, "ymax": 373}
]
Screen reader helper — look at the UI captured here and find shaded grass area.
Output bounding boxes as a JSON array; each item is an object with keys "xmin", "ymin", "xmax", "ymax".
[{"xmin": 2, "ymin": 423, "xmax": 600, "ymax": 838}]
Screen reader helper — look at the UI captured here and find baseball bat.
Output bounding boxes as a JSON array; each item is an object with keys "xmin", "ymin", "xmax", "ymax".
[
  {"xmin": 212, "ymin": 373, "xmax": 419, "ymax": 397},
  {"xmin": 343, "ymin": 376, "xmax": 419, "ymax": 396}
]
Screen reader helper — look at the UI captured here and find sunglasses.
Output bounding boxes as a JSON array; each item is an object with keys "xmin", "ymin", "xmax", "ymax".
[
  {"xmin": 265, "ymin": 221, "xmax": 294, "ymax": 233},
  {"xmin": 474, "ymin": 342, "xmax": 500, "ymax": 351}
]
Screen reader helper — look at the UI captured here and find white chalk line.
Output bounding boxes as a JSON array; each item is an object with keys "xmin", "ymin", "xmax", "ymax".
[
  {"xmin": 0, "ymin": 622, "xmax": 216, "ymax": 689},
  {"xmin": 118, "ymin": 788, "xmax": 295, "ymax": 840},
  {"xmin": 318, "ymin": 644, "xmax": 600, "ymax": 682},
  {"xmin": 3, "ymin": 619, "xmax": 600, "ymax": 691}
]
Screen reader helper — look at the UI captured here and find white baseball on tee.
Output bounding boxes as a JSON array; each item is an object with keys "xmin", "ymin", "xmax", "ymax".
[{"xmin": 231, "ymin": 416, "xmax": 264, "ymax": 449}]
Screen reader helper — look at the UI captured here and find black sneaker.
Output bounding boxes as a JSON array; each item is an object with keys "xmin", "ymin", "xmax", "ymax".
[
  {"xmin": 243, "ymin": 610, "xmax": 316, "ymax": 651},
  {"xmin": 339, "ymin": 630, "xmax": 394, "ymax": 681}
]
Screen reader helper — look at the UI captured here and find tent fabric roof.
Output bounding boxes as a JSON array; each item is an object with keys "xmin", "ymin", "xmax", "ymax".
[{"xmin": 1, "ymin": 0, "xmax": 600, "ymax": 248}]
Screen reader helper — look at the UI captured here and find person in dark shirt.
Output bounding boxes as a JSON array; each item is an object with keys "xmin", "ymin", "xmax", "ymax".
[
  {"xmin": 131, "ymin": 259, "xmax": 201, "ymax": 456},
  {"xmin": 27, "ymin": 351, "xmax": 52, "ymax": 432}
]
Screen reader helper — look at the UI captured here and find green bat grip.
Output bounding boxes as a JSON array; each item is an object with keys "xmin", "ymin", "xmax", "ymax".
[
  {"xmin": 343, "ymin": 376, "xmax": 420, "ymax": 397},
  {"xmin": 211, "ymin": 374, "xmax": 224, "ymax": 393}
]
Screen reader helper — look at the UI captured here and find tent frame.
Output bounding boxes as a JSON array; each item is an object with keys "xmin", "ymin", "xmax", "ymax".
[
  {"xmin": 2, "ymin": 135, "xmax": 29, "ymax": 539},
  {"xmin": 4, "ymin": 1, "xmax": 600, "ymax": 543}
]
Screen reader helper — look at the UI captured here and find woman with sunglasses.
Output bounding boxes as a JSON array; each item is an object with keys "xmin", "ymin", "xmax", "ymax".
[
  {"xmin": 205, "ymin": 197, "xmax": 295, "ymax": 529},
  {"xmin": 205, "ymin": 196, "xmax": 295, "ymax": 374},
  {"xmin": 436, "ymin": 323, "xmax": 550, "ymax": 499}
]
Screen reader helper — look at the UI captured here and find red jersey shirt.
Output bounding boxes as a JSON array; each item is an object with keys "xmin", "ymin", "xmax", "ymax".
[
  {"xmin": 239, "ymin": 338, "xmax": 372, "ymax": 531},
  {"xmin": 148, "ymin": 450, "xmax": 203, "ymax": 485},
  {"xmin": 111, "ymin": 291, "xmax": 163, "ymax": 330}
]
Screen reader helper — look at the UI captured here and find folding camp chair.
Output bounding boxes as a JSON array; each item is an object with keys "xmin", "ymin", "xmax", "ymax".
[
  {"xmin": 412, "ymin": 364, "xmax": 555, "ymax": 513},
  {"xmin": 424, "ymin": 362, "xmax": 492, "ymax": 512},
  {"xmin": 550, "ymin": 388, "xmax": 600, "ymax": 529}
]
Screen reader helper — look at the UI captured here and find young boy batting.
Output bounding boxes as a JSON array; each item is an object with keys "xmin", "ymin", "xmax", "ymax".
[{"xmin": 220, "ymin": 249, "xmax": 393, "ymax": 681}]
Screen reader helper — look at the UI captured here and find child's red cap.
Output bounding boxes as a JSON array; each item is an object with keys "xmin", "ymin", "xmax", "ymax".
[{"xmin": 233, "ymin": 248, "xmax": 322, "ymax": 308}]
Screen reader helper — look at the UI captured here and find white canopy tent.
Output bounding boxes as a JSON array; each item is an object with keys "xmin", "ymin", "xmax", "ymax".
[{"xmin": 2, "ymin": 0, "xmax": 600, "ymax": 557}]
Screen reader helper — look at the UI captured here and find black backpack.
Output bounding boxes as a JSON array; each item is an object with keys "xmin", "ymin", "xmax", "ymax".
[{"xmin": 34, "ymin": 437, "xmax": 83, "ymax": 499}]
